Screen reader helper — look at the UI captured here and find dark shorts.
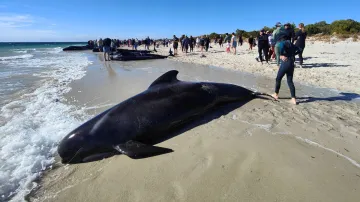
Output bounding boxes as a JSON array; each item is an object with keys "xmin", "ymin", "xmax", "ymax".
[
  {"xmin": 103, "ymin": 46, "xmax": 111, "ymax": 53},
  {"xmin": 173, "ymin": 42, "xmax": 178, "ymax": 49}
]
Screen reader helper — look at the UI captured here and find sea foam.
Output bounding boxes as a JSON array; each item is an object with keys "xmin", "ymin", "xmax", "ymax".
[
  {"xmin": 0, "ymin": 49, "xmax": 92, "ymax": 201},
  {"xmin": 0, "ymin": 54, "xmax": 34, "ymax": 61}
]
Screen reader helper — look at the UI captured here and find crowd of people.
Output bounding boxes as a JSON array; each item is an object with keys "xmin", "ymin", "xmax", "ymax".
[
  {"xmin": 169, "ymin": 22, "xmax": 307, "ymax": 105},
  {"xmin": 88, "ymin": 21, "xmax": 307, "ymax": 105}
]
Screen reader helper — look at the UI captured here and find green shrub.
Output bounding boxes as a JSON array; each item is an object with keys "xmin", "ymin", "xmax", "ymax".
[{"xmin": 330, "ymin": 19, "xmax": 360, "ymax": 34}]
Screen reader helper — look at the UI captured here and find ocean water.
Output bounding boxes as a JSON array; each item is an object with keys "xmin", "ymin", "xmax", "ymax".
[{"xmin": 0, "ymin": 42, "xmax": 92, "ymax": 201}]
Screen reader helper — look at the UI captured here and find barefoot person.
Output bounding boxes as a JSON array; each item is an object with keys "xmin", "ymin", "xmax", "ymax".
[
  {"xmin": 272, "ymin": 35, "xmax": 302, "ymax": 105},
  {"xmin": 294, "ymin": 23, "xmax": 307, "ymax": 67},
  {"xmin": 248, "ymin": 36, "xmax": 254, "ymax": 50},
  {"xmin": 102, "ymin": 37, "xmax": 112, "ymax": 61},
  {"xmin": 230, "ymin": 32, "xmax": 237, "ymax": 55},
  {"xmin": 173, "ymin": 35, "xmax": 179, "ymax": 55}
]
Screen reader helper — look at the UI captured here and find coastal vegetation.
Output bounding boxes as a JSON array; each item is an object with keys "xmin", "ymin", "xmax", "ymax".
[{"xmin": 207, "ymin": 19, "xmax": 360, "ymax": 40}]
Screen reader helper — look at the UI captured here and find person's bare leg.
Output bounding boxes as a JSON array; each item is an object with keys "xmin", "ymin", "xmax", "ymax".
[{"xmin": 291, "ymin": 98, "xmax": 297, "ymax": 105}]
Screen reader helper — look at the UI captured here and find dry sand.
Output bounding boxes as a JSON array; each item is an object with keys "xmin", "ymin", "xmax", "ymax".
[{"xmin": 30, "ymin": 44, "xmax": 360, "ymax": 202}]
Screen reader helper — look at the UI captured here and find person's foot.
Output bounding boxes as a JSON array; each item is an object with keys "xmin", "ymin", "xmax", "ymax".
[
  {"xmin": 271, "ymin": 93, "xmax": 279, "ymax": 100},
  {"xmin": 290, "ymin": 98, "xmax": 297, "ymax": 105}
]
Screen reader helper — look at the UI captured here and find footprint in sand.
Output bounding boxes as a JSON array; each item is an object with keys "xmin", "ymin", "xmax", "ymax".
[{"xmin": 171, "ymin": 181, "xmax": 186, "ymax": 202}]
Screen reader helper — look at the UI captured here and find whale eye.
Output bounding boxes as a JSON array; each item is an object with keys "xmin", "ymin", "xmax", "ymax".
[{"xmin": 68, "ymin": 133, "xmax": 76, "ymax": 139}]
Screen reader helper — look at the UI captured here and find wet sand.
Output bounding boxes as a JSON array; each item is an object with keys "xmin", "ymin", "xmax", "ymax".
[{"xmin": 30, "ymin": 54, "xmax": 360, "ymax": 202}]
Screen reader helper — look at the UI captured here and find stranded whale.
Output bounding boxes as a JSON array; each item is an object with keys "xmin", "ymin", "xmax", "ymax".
[{"xmin": 57, "ymin": 70, "xmax": 272, "ymax": 163}]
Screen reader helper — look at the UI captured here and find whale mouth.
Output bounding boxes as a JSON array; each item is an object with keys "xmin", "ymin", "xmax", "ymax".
[
  {"xmin": 60, "ymin": 147, "xmax": 117, "ymax": 164},
  {"xmin": 61, "ymin": 147, "xmax": 84, "ymax": 164}
]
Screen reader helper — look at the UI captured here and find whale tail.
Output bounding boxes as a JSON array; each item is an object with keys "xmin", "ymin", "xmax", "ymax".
[{"xmin": 252, "ymin": 92, "xmax": 278, "ymax": 101}]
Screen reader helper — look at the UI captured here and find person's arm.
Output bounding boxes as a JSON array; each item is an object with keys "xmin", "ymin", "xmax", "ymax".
[
  {"xmin": 293, "ymin": 31, "xmax": 299, "ymax": 43},
  {"xmin": 293, "ymin": 45, "xmax": 302, "ymax": 56}
]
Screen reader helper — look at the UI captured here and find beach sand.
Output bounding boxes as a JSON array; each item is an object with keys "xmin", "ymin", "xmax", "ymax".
[{"xmin": 30, "ymin": 43, "xmax": 360, "ymax": 202}]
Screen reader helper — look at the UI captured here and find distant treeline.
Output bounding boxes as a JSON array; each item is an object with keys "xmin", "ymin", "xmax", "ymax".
[{"xmin": 205, "ymin": 19, "xmax": 360, "ymax": 39}]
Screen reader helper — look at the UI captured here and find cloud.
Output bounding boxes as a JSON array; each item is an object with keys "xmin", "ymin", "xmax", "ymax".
[
  {"xmin": 0, "ymin": 14, "xmax": 34, "ymax": 28},
  {"xmin": 0, "ymin": 13, "xmax": 61, "ymax": 41}
]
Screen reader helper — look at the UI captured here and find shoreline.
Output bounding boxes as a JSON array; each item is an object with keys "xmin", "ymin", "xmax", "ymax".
[{"xmin": 29, "ymin": 51, "xmax": 360, "ymax": 202}]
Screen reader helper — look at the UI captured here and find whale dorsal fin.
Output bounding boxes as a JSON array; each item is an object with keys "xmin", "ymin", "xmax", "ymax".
[{"xmin": 148, "ymin": 70, "xmax": 179, "ymax": 88}]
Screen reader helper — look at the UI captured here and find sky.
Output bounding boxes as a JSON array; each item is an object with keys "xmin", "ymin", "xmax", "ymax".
[{"xmin": 0, "ymin": 0, "xmax": 359, "ymax": 42}]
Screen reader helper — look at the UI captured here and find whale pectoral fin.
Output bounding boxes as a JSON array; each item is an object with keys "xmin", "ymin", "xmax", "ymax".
[{"xmin": 113, "ymin": 141, "xmax": 173, "ymax": 159}]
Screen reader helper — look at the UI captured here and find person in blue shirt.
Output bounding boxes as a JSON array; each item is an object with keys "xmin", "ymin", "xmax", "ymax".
[{"xmin": 271, "ymin": 34, "xmax": 302, "ymax": 105}]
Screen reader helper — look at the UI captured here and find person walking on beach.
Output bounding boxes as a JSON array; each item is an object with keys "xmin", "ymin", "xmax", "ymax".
[
  {"xmin": 134, "ymin": 38, "xmax": 139, "ymax": 50},
  {"xmin": 223, "ymin": 33, "xmax": 231, "ymax": 50},
  {"xmin": 180, "ymin": 35, "xmax": 185, "ymax": 52},
  {"xmin": 218, "ymin": 35, "xmax": 223, "ymax": 47},
  {"xmin": 205, "ymin": 35, "xmax": 210, "ymax": 52},
  {"xmin": 173, "ymin": 35, "xmax": 179, "ymax": 55},
  {"xmin": 248, "ymin": 36, "xmax": 254, "ymax": 50},
  {"xmin": 271, "ymin": 34, "xmax": 302, "ymax": 105},
  {"xmin": 199, "ymin": 35, "xmax": 205, "ymax": 56},
  {"xmin": 284, "ymin": 23, "xmax": 295, "ymax": 43},
  {"xmin": 183, "ymin": 36, "xmax": 190, "ymax": 55},
  {"xmin": 98, "ymin": 38, "xmax": 103, "ymax": 52},
  {"xmin": 267, "ymin": 31, "xmax": 275, "ymax": 60},
  {"xmin": 256, "ymin": 29, "xmax": 269, "ymax": 64},
  {"xmin": 190, "ymin": 36, "xmax": 195, "ymax": 52},
  {"xmin": 273, "ymin": 22, "xmax": 283, "ymax": 67},
  {"xmin": 196, "ymin": 37, "xmax": 200, "ymax": 48},
  {"xmin": 238, "ymin": 34, "xmax": 243, "ymax": 46},
  {"xmin": 102, "ymin": 37, "xmax": 112, "ymax": 61},
  {"xmin": 231, "ymin": 33, "xmax": 237, "ymax": 55},
  {"xmin": 293, "ymin": 23, "xmax": 307, "ymax": 67}
]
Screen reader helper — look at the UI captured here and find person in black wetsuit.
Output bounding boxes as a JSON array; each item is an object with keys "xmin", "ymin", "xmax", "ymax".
[
  {"xmin": 173, "ymin": 35, "xmax": 179, "ymax": 55},
  {"xmin": 183, "ymin": 36, "xmax": 190, "ymax": 55},
  {"xmin": 219, "ymin": 36, "xmax": 223, "ymax": 47},
  {"xmin": 238, "ymin": 35, "xmax": 243, "ymax": 46},
  {"xmin": 248, "ymin": 36, "xmax": 254, "ymax": 50},
  {"xmin": 180, "ymin": 35, "xmax": 185, "ymax": 52},
  {"xmin": 190, "ymin": 36, "xmax": 194, "ymax": 52},
  {"xmin": 271, "ymin": 34, "xmax": 302, "ymax": 105},
  {"xmin": 256, "ymin": 29, "xmax": 269, "ymax": 64},
  {"xmin": 284, "ymin": 23, "xmax": 295, "ymax": 43},
  {"xmin": 293, "ymin": 23, "xmax": 307, "ymax": 67},
  {"xmin": 204, "ymin": 35, "xmax": 210, "ymax": 52}
]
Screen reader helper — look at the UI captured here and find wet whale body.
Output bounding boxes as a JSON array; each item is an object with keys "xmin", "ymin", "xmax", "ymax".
[
  {"xmin": 110, "ymin": 53, "xmax": 167, "ymax": 61},
  {"xmin": 63, "ymin": 45, "xmax": 93, "ymax": 51},
  {"xmin": 57, "ymin": 70, "xmax": 271, "ymax": 164}
]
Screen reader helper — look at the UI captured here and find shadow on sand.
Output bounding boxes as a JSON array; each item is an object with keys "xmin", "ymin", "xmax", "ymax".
[{"xmin": 279, "ymin": 92, "xmax": 360, "ymax": 104}]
